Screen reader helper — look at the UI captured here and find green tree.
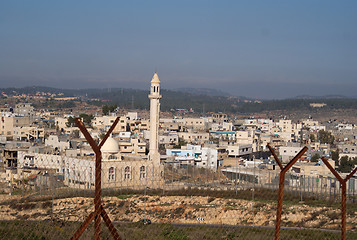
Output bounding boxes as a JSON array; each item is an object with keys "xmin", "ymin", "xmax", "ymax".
[
  {"xmin": 102, "ymin": 105, "xmax": 109, "ymax": 115},
  {"xmin": 56, "ymin": 100, "xmax": 76, "ymax": 109},
  {"xmin": 310, "ymin": 153, "xmax": 320, "ymax": 163},
  {"xmin": 72, "ymin": 130, "xmax": 80, "ymax": 138},
  {"xmin": 338, "ymin": 156, "xmax": 354, "ymax": 173},
  {"xmin": 331, "ymin": 150, "xmax": 339, "ymax": 167},
  {"xmin": 66, "ymin": 116, "xmax": 75, "ymax": 127},
  {"xmin": 66, "ymin": 114, "xmax": 93, "ymax": 128},
  {"xmin": 352, "ymin": 157, "xmax": 357, "ymax": 166},
  {"xmin": 99, "ymin": 133, "xmax": 105, "ymax": 140},
  {"xmin": 79, "ymin": 114, "xmax": 94, "ymax": 125},
  {"xmin": 102, "ymin": 104, "xmax": 117, "ymax": 115},
  {"xmin": 309, "ymin": 134, "xmax": 315, "ymax": 142},
  {"xmin": 318, "ymin": 130, "xmax": 334, "ymax": 144},
  {"xmin": 173, "ymin": 138, "xmax": 186, "ymax": 149}
]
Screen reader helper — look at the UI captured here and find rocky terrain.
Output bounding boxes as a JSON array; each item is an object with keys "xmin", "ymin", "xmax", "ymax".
[{"xmin": 0, "ymin": 195, "xmax": 356, "ymax": 231}]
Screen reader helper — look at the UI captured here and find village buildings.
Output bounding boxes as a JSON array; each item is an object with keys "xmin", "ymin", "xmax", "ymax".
[{"xmin": 1, "ymin": 76, "xmax": 357, "ymax": 195}]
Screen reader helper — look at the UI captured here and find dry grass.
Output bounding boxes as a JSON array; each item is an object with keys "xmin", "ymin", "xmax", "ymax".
[{"xmin": 0, "ymin": 220, "xmax": 353, "ymax": 240}]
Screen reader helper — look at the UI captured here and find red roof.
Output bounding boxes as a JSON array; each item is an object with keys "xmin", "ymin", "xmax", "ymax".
[{"xmin": 27, "ymin": 174, "xmax": 38, "ymax": 180}]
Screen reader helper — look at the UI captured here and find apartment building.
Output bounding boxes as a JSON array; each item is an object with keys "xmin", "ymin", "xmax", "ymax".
[
  {"xmin": 225, "ymin": 143, "xmax": 253, "ymax": 158},
  {"xmin": 0, "ymin": 115, "xmax": 31, "ymax": 139},
  {"xmin": 178, "ymin": 131, "xmax": 209, "ymax": 144},
  {"xmin": 159, "ymin": 132, "xmax": 179, "ymax": 147},
  {"xmin": 182, "ymin": 118, "xmax": 206, "ymax": 131},
  {"xmin": 13, "ymin": 126, "xmax": 44, "ymax": 142},
  {"xmin": 166, "ymin": 144, "xmax": 218, "ymax": 169},
  {"xmin": 279, "ymin": 146, "xmax": 305, "ymax": 163}
]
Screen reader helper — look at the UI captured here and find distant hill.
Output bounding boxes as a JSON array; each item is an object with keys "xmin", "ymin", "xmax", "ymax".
[
  {"xmin": 174, "ymin": 88, "xmax": 231, "ymax": 97},
  {"xmin": 0, "ymin": 86, "xmax": 65, "ymax": 95},
  {"xmin": 294, "ymin": 95, "xmax": 348, "ymax": 99},
  {"xmin": 2, "ymin": 86, "xmax": 357, "ymax": 113},
  {"xmin": 85, "ymin": 88, "xmax": 241, "ymax": 113}
]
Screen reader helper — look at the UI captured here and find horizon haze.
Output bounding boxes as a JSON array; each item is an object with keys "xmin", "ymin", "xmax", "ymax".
[{"xmin": 1, "ymin": 1, "xmax": 356, "ymax": 99}]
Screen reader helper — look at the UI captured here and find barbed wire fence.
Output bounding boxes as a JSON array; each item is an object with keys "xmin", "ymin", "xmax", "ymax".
[
  {"xmin": 70, "ymin": 117, "xmax": 121, "ymax": 240},
  {"xmin": 0, "ymin": 120, "xmax": 357, "ymax": 239}
]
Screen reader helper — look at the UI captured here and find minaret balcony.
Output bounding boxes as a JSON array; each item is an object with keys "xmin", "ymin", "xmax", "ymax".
[{"xmin": 148, "ymin": 94, "xmax": 162, "ymax": 99}]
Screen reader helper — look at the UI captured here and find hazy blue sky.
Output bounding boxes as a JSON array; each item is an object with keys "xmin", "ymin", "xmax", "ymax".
[{"xmin": 1, "ymin": 1, "xmax": 356, "ymax": 99}]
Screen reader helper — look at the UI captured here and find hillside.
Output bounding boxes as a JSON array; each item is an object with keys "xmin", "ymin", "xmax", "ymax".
[{"xmin": 1, "ymin": 86, "xmax": 357, "ymax": 114}]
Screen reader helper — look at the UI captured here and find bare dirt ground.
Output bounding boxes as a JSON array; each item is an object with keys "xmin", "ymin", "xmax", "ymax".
[{"xmin": 0, "ymin": 194, "xmax": 355, "ymax": 231}]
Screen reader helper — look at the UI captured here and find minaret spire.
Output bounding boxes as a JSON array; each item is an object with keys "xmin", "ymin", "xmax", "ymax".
[{"xmin": 148, "ymin": 72, "xmax": 162, "ymax": 164}]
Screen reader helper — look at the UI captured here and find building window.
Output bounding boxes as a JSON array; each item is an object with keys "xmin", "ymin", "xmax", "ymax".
[
  {"xmin": 140, "ymin": 166, "xmax": 146, "ymax": 179},
  {"xmin": 108, "ymin": 167, "xmax": 115, "ymax": 181},
  {"xmin": 108, "ymin": 154, "xmax": 117, "ymax": 160},
  {"xmin": 124, "ymin": 166, "xmax": 131, "ymax": 180}
]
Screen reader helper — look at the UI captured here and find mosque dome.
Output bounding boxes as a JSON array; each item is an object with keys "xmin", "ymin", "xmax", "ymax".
[{"xmin": 101, "ymin": 137, "xmax": 119, "ymax": 153}]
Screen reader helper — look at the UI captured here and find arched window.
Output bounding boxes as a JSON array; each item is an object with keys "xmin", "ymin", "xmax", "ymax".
[
  {"xmin": 108, "ymin": 167, "xmax": 115, "ymax": 181},
  {"xmin": 124, "ymin": 166, "xmax": 131, "ymax": 180},
  {"xmin": 140, "ymin": 166, "xmax": 146, "ymax": 179},
  {"xmin": 108, "ymin": 154, "xmax": 117, "ymax": 160}
]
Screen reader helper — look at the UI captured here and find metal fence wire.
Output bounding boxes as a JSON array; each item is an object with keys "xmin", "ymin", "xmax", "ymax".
[{"xmin": 0, "ymin": 119, "xmax": 357, "ymax": 239}]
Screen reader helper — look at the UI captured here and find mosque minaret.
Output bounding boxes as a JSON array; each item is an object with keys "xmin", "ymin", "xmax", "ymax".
[{"xmin": 148, "ymin": 72, "xmax": 162, "ymax": 164}]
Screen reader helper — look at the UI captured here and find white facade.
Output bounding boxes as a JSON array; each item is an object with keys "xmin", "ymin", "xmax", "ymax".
[
  {"xmin": 45, "ymin": 135, "xmax": 70, "ymax": 151},
  {"xmin": 210, "ymin": 122, "xmax": 233, "ymax": 131},
  {"xmin": 159, "ymin": 132, "xmax": 179, "ymax": 146},
  {"xmin": 236, "ymin": 130, "xmax": 254, "ymax": 145},
  {"xmin": 55, "ymin": 117, "xmax": 68, "ymax": 130},
  {"xmin": 178, "ymin": 131, "xmax": 209, "ymax": 144},
  {"xmin": 226, "ymin": 144, "xmax": 253, "ymax": 157},
  {"xmin": 279, "ymin": 146, "xmax": 304, "ymax": 163},
  {"xmin": 166, "ymin": 144, "xmax": 218, "ymax": 169}
]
